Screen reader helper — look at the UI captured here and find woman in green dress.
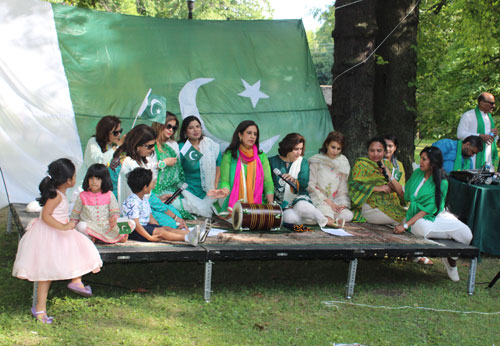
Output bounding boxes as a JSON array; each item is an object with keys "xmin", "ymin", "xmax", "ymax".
[
  {"xmin": 178, "ymin": 116, "xmax": 221, "ymax": 217},
  {"xmin": 391, "ymin": 146, "xmax": 472, "ymax": 281},
  {"xmin": 149, "ymin": 113, "xmax": 192, "ymax": 223},
  {"xmin": 348, "ymin": 137, "xmax": 406, "ymax": 225},
  {"xmin": 208, "ymin": 120, "xmax": 274, "ymax": 213},
  {"xmin": 268, "ymin": 133, "xmax": 328, "ymax": 227}
]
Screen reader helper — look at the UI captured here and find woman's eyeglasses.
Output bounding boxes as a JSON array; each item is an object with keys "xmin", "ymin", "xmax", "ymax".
[
  {"xmin": 111, "ymin": 128, "xmax": 123, "ymax": 136},
  {"xmin": 141, "ymin": 143, "xmax": 155, "ymax": 150},
  {"xmin": 166, "ymin": 124, "xmax": 178, "ymax": 131}
]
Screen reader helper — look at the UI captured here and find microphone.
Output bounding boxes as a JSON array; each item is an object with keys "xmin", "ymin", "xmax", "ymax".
[
  {"xmin": 165, "ymin": 183, "xmax": 188, "ymax": 204},
  {"xmin": 377, "ymin": 161, "xmax": 389, "ymax": 182},
  {"xmin": 273, "ymin": 168, "xmax": 297, "ymax": 191}
]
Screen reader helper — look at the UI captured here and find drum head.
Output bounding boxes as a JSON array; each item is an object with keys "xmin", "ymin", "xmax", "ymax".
[{"xmin": 231, "ymin": 201, "xmax": 243, "ymax": 231}]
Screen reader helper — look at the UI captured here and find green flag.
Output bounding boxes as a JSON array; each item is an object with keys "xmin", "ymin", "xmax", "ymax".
[
  {"xmin": 51, "ymin": 4, "xmax": 333, "ymax": 157},
  {"xmin": 142, "ymin": 93, "xmax": 166, "ymax": 123}
]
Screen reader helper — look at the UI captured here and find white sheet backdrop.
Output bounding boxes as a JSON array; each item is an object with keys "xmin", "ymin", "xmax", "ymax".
[{"xmin": 0, "ymin": 0, "xmax": 83, "ymax": 208}]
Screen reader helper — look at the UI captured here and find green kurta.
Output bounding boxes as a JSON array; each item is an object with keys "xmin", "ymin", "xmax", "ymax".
[
  {"xmin": 218, "ymin": 150, "xmax": 274, "ymax": 211},
  {"xmin": 348, "ymin": 157, "xmax": 406, "ymax": 223},
  {"xmin": 153, "ymin": 142, "xmax": 184, "ymax": 196},
  {"xmin": 404, "ymin": 168, "xmax": 448, "ymax": 225},
  {"xmin": 268, "ymin": 155, "xmax": 310, "ymax": 208}
]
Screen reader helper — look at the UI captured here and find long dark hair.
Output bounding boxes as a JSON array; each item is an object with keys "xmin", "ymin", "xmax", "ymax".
[
  {"xmin": 111, "ymin": 124, "xmax": 156, "ymax": 168},
  {"xmin": 95, "ymin": 115, "xmax": 121, "ymax": 152},
  {"xmin": 179, "ymin": 115, "xmax": 204, "ymax": 143},
  {"xmin": 37, "ymin": 158, "xmax": 75, "ymax": 206},
  {"xmin": 225, "ymin": 120, "xmax": 261, "ymax": 159},
  {"xmin": 421, "ymin": 146, "xmax": 446, "ymax": 216},
  {"xmin": 82, "ymin": 163, "xmax": 113, "ymax": 193}
]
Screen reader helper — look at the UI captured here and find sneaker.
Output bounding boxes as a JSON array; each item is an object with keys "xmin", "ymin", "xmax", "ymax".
[
  {"xmin": 199, "ymin": 219, "xmax": 212, "ymax": 243},
  {"xmin": 185, "ymin": 225, "xmax": 200, "ymax": 247},
  {"xmin": 442, "ymin": 257, "xmax": 460, "ymax": 282}
]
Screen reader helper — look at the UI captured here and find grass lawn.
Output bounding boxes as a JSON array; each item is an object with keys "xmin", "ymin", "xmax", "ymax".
[{"xmin": 1, "ymin": 206, "xmax": 500, "ymax": 345}]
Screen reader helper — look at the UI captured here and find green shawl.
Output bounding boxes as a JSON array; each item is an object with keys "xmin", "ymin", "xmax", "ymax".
[
  {"xmin": 474, "ymin": 106, "xmax": 498, "ymax": 168},
  {"xmin": 453, "ymin": 140, "xmax": 472, "ymax": 171},
  {"xmin": 348, "ymin": 157, "xmax": 406, "ymax": 223}
]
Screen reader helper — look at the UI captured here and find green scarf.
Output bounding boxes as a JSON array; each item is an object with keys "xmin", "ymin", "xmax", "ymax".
[
  {"xmin": 474, "ymin": 106, "xmax": 498, "ymax": 168},
  {"xmin": 453, "ymin": 140, "xmax": 471, "ymax": 171}
]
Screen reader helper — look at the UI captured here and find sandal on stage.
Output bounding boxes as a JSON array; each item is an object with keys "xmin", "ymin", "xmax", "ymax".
[
  {"xmin": 333, "ymin": 218, "xmax": 346, "ymax": 228},
  {"xmin": 413, "ymin": 257, "xmax": 434, "ymax": 265},
  {"xmin": 67, "ymin": 282, "xmax": 93, "ymax": 297},
  {"xmin": 31, "ymin": 307, "xmax": 53, "ymax": 324},
  {"xmin": 199, "ymin": 219, "xmax": 212, "ymax": 243}
]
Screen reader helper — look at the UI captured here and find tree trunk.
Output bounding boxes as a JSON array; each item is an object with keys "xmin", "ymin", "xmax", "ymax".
[
  {"xmin": 374, "ymin": 0, "xmax": 419, "ymax": 175},
  {"xmin": 331, "ymin": 0, "xmax": 378, "ymax": 162},
  {"xmin": 332, "ymin": 0, "xmax": 419, "ymax": 175}
]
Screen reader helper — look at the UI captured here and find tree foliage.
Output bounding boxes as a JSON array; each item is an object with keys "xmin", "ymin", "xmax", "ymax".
[
  {"xmin": 46, "ymin": 0, "xmax": 273, "ymax": 20},
  {"xmin": 417, "ymin": 0, "xmax": 500, "ymax": 139},
  {"xmin": 307, "ymin": 3, "xmax": 335, "ymax": 85}
]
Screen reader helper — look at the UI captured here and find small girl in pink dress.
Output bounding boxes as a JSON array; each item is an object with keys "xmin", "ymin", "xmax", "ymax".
[
  {"xmin": 12, "ymin": 159, "xmax": 102, "ymax": 324},
  {"xmin": 71, "ymin": 164, "xmax": 127, "ymax": 243}
]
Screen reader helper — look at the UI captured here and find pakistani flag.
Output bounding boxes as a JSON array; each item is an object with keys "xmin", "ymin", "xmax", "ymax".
[
  {"xmin": 0, "ymin": 0, "xmax": 333, "ymax": 207},
  {"xmin": 135, "ymin": 90, "xmax": 167, "ymax": 126},
  {"xmin": 180, "ymin": 141, "xmax": 203, "ymax": 162}
]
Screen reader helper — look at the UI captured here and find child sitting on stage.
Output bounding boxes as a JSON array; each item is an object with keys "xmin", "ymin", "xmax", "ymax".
[
  {"xmin": 71, "ymin": 163, "xmax": 128, "ymax": 243},
  {"xmin": 121, "ymin": 167, "xmax": 199, "ymax": 245}
]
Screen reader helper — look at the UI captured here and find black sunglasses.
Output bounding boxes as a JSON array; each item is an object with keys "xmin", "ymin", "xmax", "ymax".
[
  {"xmin": 111, "ymin": 128, "xmax": 123, "ymax": 136},
  {"xmin": 141, "ymin": 143, "xmax": 155, "ymax": 150},
  {"xmin": 483, "ymin": 100, "xmax": 496, "ymax": 106},
  {"xmin": 166, "ymin": 124, "xmax": 178, "ymax": 131}
]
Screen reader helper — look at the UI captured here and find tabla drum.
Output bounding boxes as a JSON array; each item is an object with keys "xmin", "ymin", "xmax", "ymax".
[{"xmin": 231, "ymin": 202, "xmax": 283, "ymax": 231}]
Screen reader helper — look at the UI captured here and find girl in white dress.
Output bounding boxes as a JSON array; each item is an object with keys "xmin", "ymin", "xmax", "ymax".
[{"xmin": 12, "ymin": 158, "xmax": 102, "ymax": 323}]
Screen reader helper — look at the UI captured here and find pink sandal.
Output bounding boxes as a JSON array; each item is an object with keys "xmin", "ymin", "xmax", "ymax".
[
  {"xmin": 31, "ymin": 307, "xmax": 53, "ymax": 324},
  {"xmin": 67, "ymin": 282, "xmax": 93, "ymax": 297}
]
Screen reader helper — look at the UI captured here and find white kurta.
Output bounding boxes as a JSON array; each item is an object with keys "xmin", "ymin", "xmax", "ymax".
[{"xmin": 456, "ymin": 108, "xmax": 493, "ymax": 167}]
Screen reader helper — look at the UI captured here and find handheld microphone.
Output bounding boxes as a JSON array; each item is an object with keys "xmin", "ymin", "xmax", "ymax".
[
  {"xmin": 165, "ymin": 183, "xmax": 188, "ymax": 204},
  {"xmin": 273, "ymin": 168, "xmax": 297, "ymax": 191},
  {"xmin": 377, "ymin": 161, "xmax": 390, "ymax": 182}
]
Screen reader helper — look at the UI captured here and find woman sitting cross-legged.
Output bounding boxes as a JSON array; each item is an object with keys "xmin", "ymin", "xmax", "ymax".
[
  {"xmin": 308, "ymin": 131, "xmax": 353, "ymax": 227},
  {"xmin": 268, "ymin": 133, "xmax": 328, "ymax": 228},
  {"xmin": 178, "ymin": 115, "xmax": 222, "ymax": 217},
  {"xmin": 208, "ymin": 120, "xmax": 274, "ymax": 213},
  {"xmin": 348, "ymin": 137, "xmax": 406, "ymax": 225},
  {"xmin": 391, "ymin": 146, "xmax": 473, "ymax": 281}
]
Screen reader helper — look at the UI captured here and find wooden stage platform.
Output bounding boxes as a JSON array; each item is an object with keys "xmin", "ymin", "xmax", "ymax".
[{"xmin": 7, "ymin": 203, "xmax": 479, "ymax": 301}]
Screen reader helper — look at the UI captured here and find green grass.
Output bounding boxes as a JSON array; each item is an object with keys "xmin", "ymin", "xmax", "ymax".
[{"xmin": 1, "ymin": 207, "xmax": 500, "ymax": 345}]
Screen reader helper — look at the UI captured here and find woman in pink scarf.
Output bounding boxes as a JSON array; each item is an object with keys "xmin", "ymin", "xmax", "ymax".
[{"xmin": 208, "ymin": 120, "xmax": 274, "ymax": 213}]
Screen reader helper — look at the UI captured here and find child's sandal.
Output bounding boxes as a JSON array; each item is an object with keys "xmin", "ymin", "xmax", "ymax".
[{"xmin": 31, "ymin": 307, "xmax": 53, "ymax": 324}]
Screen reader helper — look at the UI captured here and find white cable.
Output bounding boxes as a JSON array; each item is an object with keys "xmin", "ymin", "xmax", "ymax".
[
  {"xmin": 322, "ymin": 300, "xmax": 500, "ymax": 315},
  {"xmin": 332, "ymin": 0, "xmax": 421, "ymax": 85},
  {"xmin": 335, "ymin": 0, "xmax": 364, "ymax": 10}
]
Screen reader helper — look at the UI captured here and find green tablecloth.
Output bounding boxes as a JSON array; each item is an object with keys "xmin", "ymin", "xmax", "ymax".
[{"xmin": 448, "ymin": 177, "xmax": 500, "ymax": 255}]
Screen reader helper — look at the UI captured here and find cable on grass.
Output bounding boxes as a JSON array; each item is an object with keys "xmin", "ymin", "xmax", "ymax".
[{"xmin": 322, "ymin": 300, "xmax": 500, "ymax": 315}]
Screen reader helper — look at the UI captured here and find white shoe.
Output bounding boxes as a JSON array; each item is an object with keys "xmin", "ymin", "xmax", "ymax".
[
  {"xmin": 185, "ymin": 225, "xmax": 200, "ymax": 247},
  {"xmin": 442, "ymin": 258, "xmax": 460, "ymax": 282}
]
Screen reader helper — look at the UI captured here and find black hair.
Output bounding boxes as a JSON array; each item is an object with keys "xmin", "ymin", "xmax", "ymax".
[
  {"xmin": 225, "ymin": 120, "xmax": 261, "ymax": 158},
  {"xmin": 179, "ymin": 115, "xmax": 204, "ymax": 143},
  {"xmin": 366, "ymin": 137, "xmax": 387, "ymax": 151},
  {"xmin": 82, "ymin": 163, "xmax": 113, "ymax": 193},
  {"xmin": 95, "ymin": 115, "xmax": 121, "ymax": 152},
  {"xmin": 37, "ymin": 158, "xmax": 75, "ymax": 206},
  {"xmin": 383, "ymin": 134, "xmax": 399, "ymax": 165},
  {"xmin": 126, "ymin": 168, "xmax": 153, "ymax": 194},
  {"xmin": 421, "ymin": 146, "xmax": 446, "ymax": 216},
  {"xmin": 463, "ymin": 135, "xmax": 484, "ymax": 152},
  {"xmin": 278, "ymin": 133, "xmax": 305, "ymax": 157},
  {"xmin": 111, "ymin": 124, "xmax": 156, "ymax": 169}
]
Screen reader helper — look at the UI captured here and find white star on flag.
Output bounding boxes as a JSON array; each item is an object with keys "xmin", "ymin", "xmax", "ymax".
[{"xmin": 238, "ymin": 79, "xmax": 269, "ymax": 108}]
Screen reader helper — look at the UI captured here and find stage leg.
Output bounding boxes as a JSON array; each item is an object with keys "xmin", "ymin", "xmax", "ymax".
[
  {"xmin": 467, "ymin": 257, "xmax": 477, "ymax": 295},
  {"xmin": 487, "ymin": 269, "xmax": 500, "ymax": 288},
  {"xmin": 204, "ymin": 260, "xmax": 213, "ymax": 302},
  {"xmin": 7, "ymin": 205, "xmax": 12, "ymax": 234},
  {"xmin": 345, "ymin": 258, "xmax": 358, "ymax": 299}
]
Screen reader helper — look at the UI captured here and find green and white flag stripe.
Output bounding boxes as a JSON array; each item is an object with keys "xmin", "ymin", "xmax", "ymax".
[{"xmin": 0, "ymin": 0, "xmax": 332, "ymax": 207}]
